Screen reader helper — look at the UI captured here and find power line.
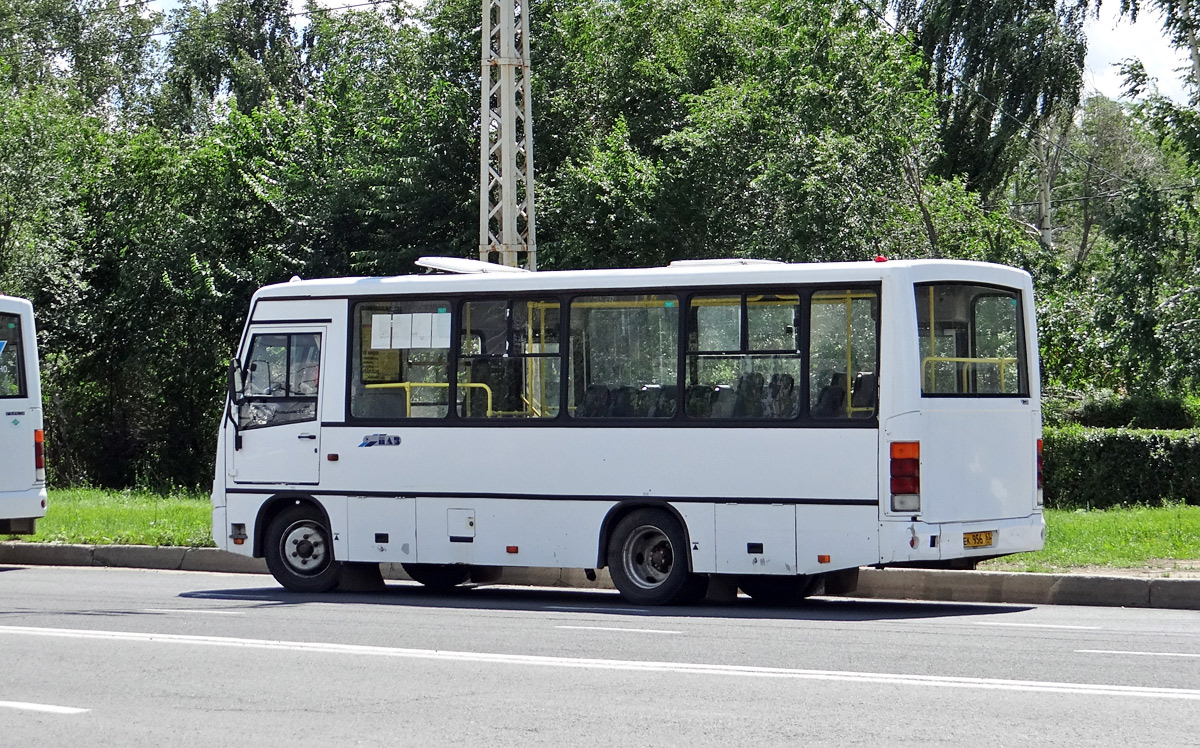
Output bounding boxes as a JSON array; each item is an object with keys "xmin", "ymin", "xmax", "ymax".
[
  {"xmin": 1006, "ymin": 191, "xmax": 1126, "ymax": 208},
  {"xmin": 996, "ymin": 182, "xmax": 1196, "ymax": 210}
]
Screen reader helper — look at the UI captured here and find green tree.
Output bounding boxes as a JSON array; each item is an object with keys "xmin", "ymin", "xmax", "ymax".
[
  {"xmin": 537, "ymin": 0, "xmax": 945, "ymax": 267},
  {"xmin": 156, "ymin": 0, "xmax": 303, "ymax": 130},
  {"xmin": 0, "ymin": 0, "xmax": 158, "ymax": 110},
  {"xmin": 890, "ymin": 0, "xmax": 1089, "ymax": 196},
  {"xmin": 1029, "ymin": 96, "xmax": 1199, "ymax": 393}
]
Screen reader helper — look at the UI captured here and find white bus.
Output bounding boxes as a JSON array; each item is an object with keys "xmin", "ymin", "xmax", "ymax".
[
  {"xmin": 0, "ymin": 295, "xmax": 46, "ymax": 534},
  {"xmin": 211, "ymin": 257, "xmax": 1045, "ymax": 605}
]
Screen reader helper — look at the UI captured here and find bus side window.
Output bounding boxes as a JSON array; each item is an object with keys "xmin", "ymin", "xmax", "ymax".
[
  {"xmin": 809, "ymin": 289, "xmax": 878, "ymax": 419},
  {"xmin": 686, "ymin": 293, "xmax": 802, "ymax": 421},
  {"xmin": 459, "ymin": 299, "xmax": 560, "ymax": 419},
  {"xmin": 916, "ymin": 284, "xmax": 1026, "ymax": 396},
  {"xmin": 351, "ymin": 301, "xmax": 452, "ymax": 419},
  {"xmin": 290, "ymin": 334, "xmax": 321, "ymax": 395},
  {"xmin": 239, "ymin": 333, "xmax": 320, "ymax": 429},
  {"xmin": 0, "ymin": 313, "xmax": 26, "ymax": 398},
  {"xmin": 569, "ymin": 295, "xmax": 678, "ymax": 419}
]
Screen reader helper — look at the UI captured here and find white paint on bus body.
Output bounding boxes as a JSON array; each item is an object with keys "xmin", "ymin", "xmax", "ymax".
[{"xmin": 0, "ymin": 295, "xmax": 45, "ymax": 528}]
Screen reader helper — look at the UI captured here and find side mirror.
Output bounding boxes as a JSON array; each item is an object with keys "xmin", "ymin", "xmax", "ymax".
[{"xmin": 227, "ymin": 359, "xmax": 244, "ymax": 405}]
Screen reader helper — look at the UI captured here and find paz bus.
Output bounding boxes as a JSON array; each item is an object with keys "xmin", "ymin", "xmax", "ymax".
[
  {"xmin": 211, "ymin": 257, "xmax": 1045, "ymax": 605},
  {"xmin": 0, "ymin": 295, "xmax": 46, "ymax": 534}
]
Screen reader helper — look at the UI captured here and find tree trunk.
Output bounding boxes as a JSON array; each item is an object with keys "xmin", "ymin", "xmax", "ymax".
[{"xmin": 1180, "ymin": 0, "xmax": 1200, "ymax": 101}]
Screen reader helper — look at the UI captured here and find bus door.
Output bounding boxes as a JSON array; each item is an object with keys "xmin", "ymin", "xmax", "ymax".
[
  {"xmin": 229, "ymin": 327, "xmax": 326, "ymax": 485},
  {"xmin": 910, "ymin": 283, "xmax": 1037, "ymax": 523},
  {"xmin": 0, "ymin": 298, "xmax": 40, "ymax": 498}
]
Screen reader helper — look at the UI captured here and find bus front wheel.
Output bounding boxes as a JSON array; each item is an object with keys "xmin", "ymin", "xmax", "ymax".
[
  {"xmin": 264, "ymin": 503, "xmax": 343, "ymax": 593},
  {"xmin": 607, "ymin": 508, "xmax": 703, "ymax": 606}
]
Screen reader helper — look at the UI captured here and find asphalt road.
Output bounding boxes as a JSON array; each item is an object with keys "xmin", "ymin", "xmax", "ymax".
[{"xmin": 1, "ymin": 565, "xmax": 1198, "ymax": 747}]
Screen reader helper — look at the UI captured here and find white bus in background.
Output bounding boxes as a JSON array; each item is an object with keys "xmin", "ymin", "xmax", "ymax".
[
  {"xmin": 211, "ymin": 257, "xmax": 1045, "ymax": 605},
  {"xmin": 0, "ymin": 295, "xmax": 46, "ymax": 534}
]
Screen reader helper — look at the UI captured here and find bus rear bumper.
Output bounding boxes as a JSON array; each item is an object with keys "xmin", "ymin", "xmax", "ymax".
[
  {"xmin": 880, "ymin": 513, "xmax": 1046, "ymax": 565},
  {"xmin": 0, "ymin": 486, "xmax": 48, "ymax": 534}
]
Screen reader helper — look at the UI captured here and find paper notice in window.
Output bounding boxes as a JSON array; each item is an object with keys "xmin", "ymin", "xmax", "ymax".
[
  {"xmin": 361, "ymin": 327, "xmax": 399, "ymax": 382},
  {"xmin": 370, "ymin": 315, "xmax": 392, "ymax": 349},
  {"xmin": 431, "ymin": 312, "xmax": 452, "ymax": 349},
  {"xmin": 391, "ymin": 314, "xmax": 413, "ymax": 349},
  {"xmin": 410, "ymin": 313, "xmax": 433, "ymax": 348}
]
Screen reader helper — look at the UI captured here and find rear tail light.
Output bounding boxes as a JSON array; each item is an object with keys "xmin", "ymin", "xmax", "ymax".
[
  {"xmin": 34, "ymin": 429, "xmax": 45, "ymax": 482},
  {"xmin": 890, "ymin": 441, "xmax": 920, "ymax": 512},
  {"xmin": 1036, "ymin": 438, "xmax": 1044, "ymax": 507}
]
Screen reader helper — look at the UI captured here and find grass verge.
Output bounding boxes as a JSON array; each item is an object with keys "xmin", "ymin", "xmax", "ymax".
[
  {"xmin": 980, "ymin": 502, "xmax": 1200, "ymax": 573},
  {"xmin": 2, "ymin": 488, "xmax": 214, "ymax": 547},
  {"xmin": 4, "ymin": 492, "xmax": 1199, "ymax": 573}
]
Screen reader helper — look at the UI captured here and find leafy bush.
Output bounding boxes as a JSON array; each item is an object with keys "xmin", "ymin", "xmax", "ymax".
[
  {"xmin": 1043, "ymin": 392, "xmax": 1200, "ymax": 429},
  {"xmin": 1044, "ymin": 425, "xmax": 1200, "ymax": 509}
]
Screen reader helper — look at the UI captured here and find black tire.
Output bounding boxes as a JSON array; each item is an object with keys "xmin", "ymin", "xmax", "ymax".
[
  {"xmin": 738, "ymin": 574, "xmax": 821, "ymax": 606},
  {"xmin": 675, "ymin": 573, "xmax": 711, "ymax": 605},
  {"xmin": 264, "ymin": 502, "xmax": 342, "ymax": 593},
  {"xmin": 401, "ymin": 563, "xmax": 471, "ymax": 591},
  {"xmin": 607, "ymin": 508, "xmax": 700, "ymax": 606}
]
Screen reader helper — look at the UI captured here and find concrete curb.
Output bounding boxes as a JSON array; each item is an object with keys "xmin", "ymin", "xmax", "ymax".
[
  {"xmin": 2, "ymin": 542, "xmax": 1197, "ymax": 610},
  {"xmin": 849, "ymin": 567, "xmax": 1200, "ymax": 610}
]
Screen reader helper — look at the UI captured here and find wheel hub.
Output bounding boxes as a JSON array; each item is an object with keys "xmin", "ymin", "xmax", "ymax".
[
  {"xmin": 281, "ymin": 522, "xmax": 328, "ymax": 576},
  {"xmin": 649, "ymin": 544, "xmax": 671, "ymax": 573},
  {"xmin": 624, "ymin": 525, "xmax": 674, "ymax": 590}
]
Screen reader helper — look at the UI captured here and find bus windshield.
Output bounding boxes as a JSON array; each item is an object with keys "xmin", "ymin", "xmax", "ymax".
[{"xmin": 916, "ymin": 283, "xmax": 1027, "ymax": 396}]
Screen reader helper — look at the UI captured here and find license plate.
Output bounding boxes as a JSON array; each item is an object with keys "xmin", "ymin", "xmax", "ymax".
[{"xmin": 963, "ymin": 531, "xmax": 995, "ymax": 549}]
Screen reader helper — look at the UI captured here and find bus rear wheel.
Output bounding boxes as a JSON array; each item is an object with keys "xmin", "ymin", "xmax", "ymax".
[
  {"xmin": 264, "ymin": 503, "xmax": 342, "ymax": 593},
  {"xmin": 738, "ymin": 574, "xmax": 821, "ymax": 606},
  {"xmin": 402, "ymin": 563, "xmax": 470, "ymax": 591},
  {"xmin": 607, "ymin": 508, "xmax": 701, "ymax": 606}
]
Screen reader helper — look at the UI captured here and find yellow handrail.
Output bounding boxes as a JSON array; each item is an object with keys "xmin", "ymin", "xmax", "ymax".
[
  {"xmin": 921, "ymin": 356, "xmax": 1017, "ymax": 392},
  {"xmin": 365, "ymin": 381, "xmax": 494, "ymax": 417}
]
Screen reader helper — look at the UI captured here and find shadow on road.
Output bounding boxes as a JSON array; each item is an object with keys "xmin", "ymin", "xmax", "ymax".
[{"xmin": 179, "ymin": 582, "xmax": 1033, "ymax": 622}]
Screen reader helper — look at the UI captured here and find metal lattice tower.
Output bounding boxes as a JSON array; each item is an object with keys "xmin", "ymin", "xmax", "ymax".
[{"xmin": 479, "ymin": 0, "xmax": 537, "ymax": 270}]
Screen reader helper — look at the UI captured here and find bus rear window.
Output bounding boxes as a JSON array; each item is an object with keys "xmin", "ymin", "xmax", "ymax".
[
  {"xmin": 916, "ymin": 283, "xmax": 1027, "ymax": 396},
  {"xmin": 0, "ymin": 313, "xmax": 25, "ymax": 398}
]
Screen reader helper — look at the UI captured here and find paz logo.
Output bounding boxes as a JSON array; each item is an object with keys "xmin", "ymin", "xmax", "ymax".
[{"xmin": 358, "ymin": 434, "xmax": 402, "ymax": 447}]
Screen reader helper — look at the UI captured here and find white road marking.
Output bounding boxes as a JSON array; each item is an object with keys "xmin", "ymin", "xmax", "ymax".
[
  {"xmin": 556, "ymin": 625, "xmax": 681, "ymax": 634},
  {"xmin": 2, "ymin": 625, "xmax": 1199, "ymax": 700},
  {"xmin": 0, "ymin": 700, "xmax": 89, "ymax": 714},
  {"xmin": 544, "ymin": 606, "xmax": 650, "ymax": 614},
  {"xmin": 976, "ymin": 622, "xmax": 1102, "ymax": 630},
  {"xmin": 143, "ymin": 609, "xmax": 246, "ymax": 616},
  {"xmin": 184, "ymin": 592, "xmax": 272, "ymax": 600},
  {"xmin": 1078, "ymin": 649, "xmax": 1200, "ymax": 659}
]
